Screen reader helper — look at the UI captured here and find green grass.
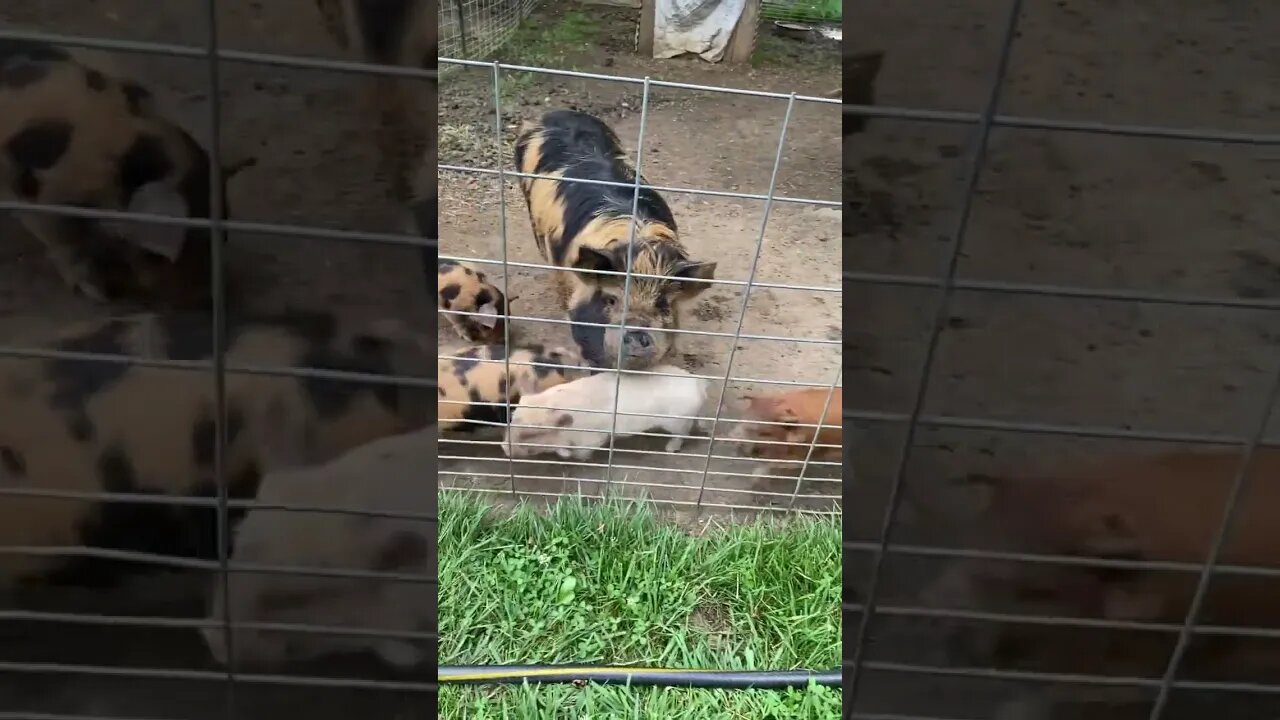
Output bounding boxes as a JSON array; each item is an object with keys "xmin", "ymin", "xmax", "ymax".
[
  {"xmin": 491, "ymin": 9, "xmax": 603, "ymax": 105},
  {"xmin": 438, "ymin": 492, "xmax": 842, "ymax": 719},
  {"xmin": 504, "ymin": 9, "xmax": 602, "ymax": 68}
]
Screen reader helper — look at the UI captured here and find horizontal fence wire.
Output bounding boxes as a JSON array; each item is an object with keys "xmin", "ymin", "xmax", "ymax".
[
  {"xmin": 840, "ymin": 603, "xmax": 1280, "ymax": 642},
  {"xmin": 843, "ymin": 540, "xmax": 1280, "ymax": 580},
  {"xmin": 849, "ymin": 660, "xmax": 1280, "ymax": 697},
  {"xmin": 0, "ymin": 714, "xmax": 184, "ymax": 720},
  {"xmin": 0, "ymin": 663, "xmax": 436, "ymax": 693},
  {"xmin": 0, "ymin": 610, "xmax": 437, "ymax": 643}
]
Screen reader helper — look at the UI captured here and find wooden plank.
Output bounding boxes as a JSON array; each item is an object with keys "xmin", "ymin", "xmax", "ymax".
[
  {"xmin": 722, "ymin": 0, "xmax": 761, "ymax": 63},
  {"xmin": 637, "ymin": 0, "xmax": 657, "ymax": 56}
]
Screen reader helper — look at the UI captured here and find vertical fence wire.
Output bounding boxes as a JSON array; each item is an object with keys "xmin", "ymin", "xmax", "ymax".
[
  {"xmin": 692, "ymin": 93, "xmax": 798, "ymax": 515},
  {"xmin": 844, "ymin": 0, "xmax": 1026, "ymax": 712},
  {"xmin": 491, "ymin": 60, "xmax": 518, "ymax": 500},
  {"xmin": 786, "ymin": 366, "xmax": 841, "ymax": 512},
  {"xmin": 602, "ymin": 77, "xmax": 653, "ymax": 497},
  {"xmin": 202, "ymin": 0, "xmax": 236, "ymax": 715},
  {"xmin": 1147, "ymin": 364, "xmax": 1280, "ymax": 718}
]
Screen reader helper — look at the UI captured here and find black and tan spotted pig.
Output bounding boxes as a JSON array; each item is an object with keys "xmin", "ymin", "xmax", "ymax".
[
  {"xmin": 0, "ymin": 39, "xmax": 254, "ymax": 306},
  {"xmin": 513, "ymin": 109, "xmax": 717, "ymax": 370},
  {"xmin": 0, "ymin": 310, "xmax": 434, "ymax": 591},
  {"xmin": 437, "ymin": 259, "xmax": 512, "ymax": 344},
  {"xmin": 438, "ymin": 343, "xmax": 588, "ymax": 432}
]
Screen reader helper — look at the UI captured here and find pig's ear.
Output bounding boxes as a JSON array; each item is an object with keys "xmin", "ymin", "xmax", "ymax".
[
  {"xmin": 738, "ymin": 394, "xmax": 763, "ymax": 415},
  {"xmin": 776, "ymin": 404, "xmax": 800, "ymax": 422},
  {"xmin": 553, "ymin": 412, "xmax": 574, "ymax": 428},
  {"xmin": 743, "ymin": 394, "xmax": 780, "ymax": 412}
]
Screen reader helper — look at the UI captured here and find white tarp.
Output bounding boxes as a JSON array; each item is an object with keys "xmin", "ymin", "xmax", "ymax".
[{"xmin": 652, "ymin": 0, "xmax": 746, "ymax": 62}]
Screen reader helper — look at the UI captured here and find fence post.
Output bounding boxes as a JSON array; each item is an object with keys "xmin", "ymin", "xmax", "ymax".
[
  {"xmin": 723, "ymin": 0, "xmax": 761, "ymax": 63},
  {"xmin": 637, "ymin": 0, "xmax": 656, "ymax": 57}
]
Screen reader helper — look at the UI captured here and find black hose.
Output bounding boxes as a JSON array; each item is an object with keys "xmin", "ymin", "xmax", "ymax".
[{"xmin": 440, "ymin": 665, "xmax": 840, "ymax": 689}]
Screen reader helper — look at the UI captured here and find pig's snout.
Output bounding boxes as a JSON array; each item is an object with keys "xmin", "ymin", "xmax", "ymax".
[
  {"xmin": 502, "ymin": 428, "xmax": 530, "ymax": 458},
  {"xmin": 621, "ymin": 330, "xmax": 658, "ymax": 361}
]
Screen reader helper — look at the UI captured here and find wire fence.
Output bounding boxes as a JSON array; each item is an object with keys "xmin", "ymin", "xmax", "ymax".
[
  {"xmin": 0, "ymin": 5, "xmax": 440, "ymax": 717},
  {"xmin": 760, "ymin": 0, "xmax": 841, "ymax": 24},
  {"xmin": 436, "ymin": 57, "xmax": 843, "ymax": 517},
  {"xmin": 841, "ymin": 0, "xmax": 1280, "ymax": 718},
  {"xmin": 438, "ymin": 0, "xmax": 539, "ymax": 69}
]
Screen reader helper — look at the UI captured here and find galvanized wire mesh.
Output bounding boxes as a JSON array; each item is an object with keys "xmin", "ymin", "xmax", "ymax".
[
  {"xmin": 0, "ymin": 9, "xmax": 439, "ymax": 715},
  {"xmin": 438, "ymin": 0, "xmax": 539, "ymax": 66},
  {"xmin": 437, "ymin": 58, "xmax": 843, "ymax": 517},
  {"xmin": 760, "ymin": 0, "xmax": 840, "ymax": 24},
  {"xmin": 841, "ymin": 0, "xmax": 1280, "ymax": 718}
]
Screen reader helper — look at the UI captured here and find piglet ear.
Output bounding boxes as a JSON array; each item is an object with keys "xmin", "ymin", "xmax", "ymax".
[
  {"xmin": 474, "ymin": 302, "xmax": 500, "ymax": 329},
  {"xmin": 111, "ymin": 182, "xmax": 190, "ymax": 262},
  {"xmin": 742, "ymin": 394, "xmax": 777, "ymax": 414}
]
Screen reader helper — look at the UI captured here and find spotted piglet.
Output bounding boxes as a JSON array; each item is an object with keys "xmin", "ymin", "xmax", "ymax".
[
  {"xmin": 438, "ymin": 343, "xmax": 588, "ymax": 432},
  {"xmin": 504, "ymin": 365, "xmax": 709, "ymax": 460},
  {"xmin": 201, "ymin": 425, "xmax": 436, "ymax": 670},
  {"xmin": 0, "ymin": 40, "xmax": 253, "ymax": 306},
  {"xmin": 436, "ymin": 260, "xmax": 512, "ymax": 344}
]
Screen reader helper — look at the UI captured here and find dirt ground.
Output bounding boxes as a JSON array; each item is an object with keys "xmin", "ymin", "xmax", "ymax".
[
  {"xmin": 437, "ymin": 5, "xmax": 842, "ymax": 515},
  {"xmin": 844, "ymin": 1, "xmax": 1280, "ymax": 718},
  {"xmin": 0, "ymin": 1, "xmax": 839, "ymax": 717}
]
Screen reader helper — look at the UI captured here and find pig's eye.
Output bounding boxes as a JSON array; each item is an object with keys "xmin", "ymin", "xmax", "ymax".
[{"xmin": 601, "ymin": 295, "xmax": 617, "ymax": 308}]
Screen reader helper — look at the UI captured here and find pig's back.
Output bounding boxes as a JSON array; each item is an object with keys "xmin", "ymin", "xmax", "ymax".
[{"xmin": 614, "ymin": 367, "xmax": 705, "ymax": 420}]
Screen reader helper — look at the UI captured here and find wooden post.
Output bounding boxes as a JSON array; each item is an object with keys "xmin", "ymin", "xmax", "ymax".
[
  {"xmin": 637, "ymin": 0, "xmax": 656, "ymax": 57},
  {"xmin": 722, "ymin": 0, "xmax": 761, "ymax": 63}
]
